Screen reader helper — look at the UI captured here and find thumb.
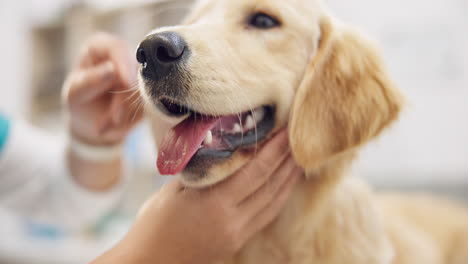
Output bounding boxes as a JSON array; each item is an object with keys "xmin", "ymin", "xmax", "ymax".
[{"xmin": 66, "ymin": 61, "xmax": 116, "ymax": 104}]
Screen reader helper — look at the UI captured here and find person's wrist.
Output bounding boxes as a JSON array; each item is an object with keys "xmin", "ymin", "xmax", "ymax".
[
  {"xmin": 69, "ymin": 123, "xmax": 123, "ymax": 145},
  {"xmin": 68, "ymin": 150, "xmax": 122, "ymax": 191},
  {"xmin": 90, "ymin": 238, "xmax": 150, "ymax": 264},
  {"xmin": 115, "ymin": 230, "xmax": 169, "ymax": 264},
  {"xmin": 68, "ymin": 123, "xmax": 125, "ymax": 161},
  {"xmin": 67, "ymin": 129, "xmax": 124, "ymax": 191},
  {"xmin": 69, "ymin": 134, "xmax": 123, "ymax": 162}
]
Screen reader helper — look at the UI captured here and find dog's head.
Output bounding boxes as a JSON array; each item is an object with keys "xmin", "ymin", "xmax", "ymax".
[{"xmin": 138, "ymin": 0, "xmax": 403, "ymax": 187}]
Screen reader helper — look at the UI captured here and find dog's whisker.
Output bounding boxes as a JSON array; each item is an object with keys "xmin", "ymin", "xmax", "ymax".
[
  {"xmin": 125, "ymin": 90, "xmax": 142, "ymax": 103},
  {"xmin": 109, "ymin": 88, "xmax": 138, "ymax": 94},
  {"xmin": 129, "ymin": 96, "xmax": 141, "ymax": 107},
  {"xmin": 128, "ymin": 83, "xmax": 140, "ymax": 90},
  {"xmin": 130, "ymin": 99, "xmax": 145, "ymax": 123},
  {"xmin": 226, "ymin": 84, "xmax": 259, "ymax": 189},
  {"xmin": 231, "ymin": 82, "xmax": 256, "ymax": 152},
  {"xmin": 252, "ymin": 109, "xmax": 259, "ymax": 157}
]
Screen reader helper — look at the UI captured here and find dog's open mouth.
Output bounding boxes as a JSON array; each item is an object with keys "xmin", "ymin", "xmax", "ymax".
[{"xmin": 156, "ymin": 98, "xmax": 275, "ymax": 175}]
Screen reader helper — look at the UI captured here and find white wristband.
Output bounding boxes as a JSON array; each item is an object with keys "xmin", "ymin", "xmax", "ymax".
[{"xmin": 69, "ymin": 136, "xmax": 123, "ymax": 162}]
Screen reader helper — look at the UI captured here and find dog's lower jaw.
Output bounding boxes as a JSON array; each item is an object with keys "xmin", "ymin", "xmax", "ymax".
[{"xmin": 179, "ymin": 150, "xmax": 251, "ymax": 188}]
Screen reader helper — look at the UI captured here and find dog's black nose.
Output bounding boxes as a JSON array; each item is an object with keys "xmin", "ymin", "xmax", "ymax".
[{"xmin": 137, "ymin": 32, "xmax": 188, "ymax": 81}]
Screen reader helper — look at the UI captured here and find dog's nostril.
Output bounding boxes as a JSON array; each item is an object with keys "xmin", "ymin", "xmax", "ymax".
[
  {"xmin": 156, "ymin": 45, "xmax": 184, "ymax": 63},
  {"xmin": 136, "ymin": 47, "xmax": 147, "ymax": 65}
]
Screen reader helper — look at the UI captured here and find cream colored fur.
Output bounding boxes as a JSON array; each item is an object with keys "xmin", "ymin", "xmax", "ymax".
[{"xmin": 141, "ymin": 0, "xmax": 468, "ymax": 263}]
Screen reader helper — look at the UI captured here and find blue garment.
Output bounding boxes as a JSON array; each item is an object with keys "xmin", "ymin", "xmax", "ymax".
[{"xmin": 0, "ymin": 113, "xmax": 10, "ymax": 154}]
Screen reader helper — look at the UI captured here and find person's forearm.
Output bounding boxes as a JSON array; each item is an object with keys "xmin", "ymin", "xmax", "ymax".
[
  {"xmin": 68, "ymin": 149, "xmax": 122, "ymax": 191},
  {"xmin": 90, "ymin": 238, "xmax": 158, "ymax": 264},
  {"xmin": 90, "ymin": 245, "xmax": 137, "ymax": 264}
]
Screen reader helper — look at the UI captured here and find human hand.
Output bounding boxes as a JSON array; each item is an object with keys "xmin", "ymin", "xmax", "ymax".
[
  {"xmin": 92, "ymin": 130, "xmax": 303, "ymax": 264},
  {"xmin": 63, "ymin": 32, "xmax": 143, "ymax": 146}
]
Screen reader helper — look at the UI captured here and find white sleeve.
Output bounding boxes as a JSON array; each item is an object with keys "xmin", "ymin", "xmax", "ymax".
[{"xmin": 0, "ymin": 119, "xmax": 128, "ymax": 231}]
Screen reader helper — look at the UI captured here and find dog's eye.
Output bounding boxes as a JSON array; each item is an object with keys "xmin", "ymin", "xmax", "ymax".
[{"xmin": 249, "ymin": 12, "xmax": 280, "ymax": 29}]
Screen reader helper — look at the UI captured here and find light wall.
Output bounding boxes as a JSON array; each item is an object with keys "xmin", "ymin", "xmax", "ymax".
[
  {"xmin": 326, "ymin": 0, "xmax": 468, "ymax": 184},
  {"xmin": 0, "ymin": 1, "xmax": 31, "ymax": 117}
]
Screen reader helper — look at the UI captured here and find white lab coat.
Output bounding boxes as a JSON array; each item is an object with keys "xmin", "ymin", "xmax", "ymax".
[{"xmin": 0, "ymin": 118, "xmax": 127, "ymax": 231}]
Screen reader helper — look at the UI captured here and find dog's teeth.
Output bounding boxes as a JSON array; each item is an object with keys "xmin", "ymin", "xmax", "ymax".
[
  {"xmin": 252, "ymin": 108, "xmax": 265, "ymax": 123},
  {"xmin": 204, "ymin": 130, "xmax": 213, "ymax": 145},
  {"xmin": 244, "ymin": 115, "xmax": 255, "ymax": 130},
  {"xmin": 232, "ymin": 123, "xmax": 242, "ymax": 133}
]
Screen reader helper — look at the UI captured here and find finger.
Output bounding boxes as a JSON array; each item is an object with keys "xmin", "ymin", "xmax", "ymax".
[
  {"xmin": 217, "ymin": 130, "xmax": 290, "ymax": 204},
  {"xmin": 96, "ymin": 113, "xmax": 115, "ymax": 137},
  {"xmin": 80, "ymin": 33, "xmax": 134, "ymax": 86},
  {"xmin": 109, "ymin": 91, "xmax": 125, "ymax": 124},
  {"xmin": 106, "ymin": 86, "xmax": 142, "ymax": 130},
  {"xmin": 238, "ymin": 157, "xmax": 298, "ymax": 218},
  {"xmin": 241, "ymin": 168, "xmax": 301, "ymax": 241},
  {"xmin": 124, "ymin": 91, "xmax": 145, "ymax": 124},
  {"xmin": 65, "ymin": 62, "xmax": 115, "ymax": 103}
]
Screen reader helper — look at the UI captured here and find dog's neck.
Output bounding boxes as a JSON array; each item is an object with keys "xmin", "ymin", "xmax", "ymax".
[
  {"xmin": 233, "ymin": 150, "xmax": 393, "ymax": 264},
  {"xmin": 304, "ymin": 150, "xmax": 358, "ymax": 195}
]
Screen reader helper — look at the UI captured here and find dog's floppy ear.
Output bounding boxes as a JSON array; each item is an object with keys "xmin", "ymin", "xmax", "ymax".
[{"xmin": 289, "ymin": 17, "xmax": 403, "ymax": 171}]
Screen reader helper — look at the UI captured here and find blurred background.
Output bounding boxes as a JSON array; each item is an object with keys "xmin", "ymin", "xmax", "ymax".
[{"xmin": 0, "ymin": 0, "xmax": 467, "ymax": 263}]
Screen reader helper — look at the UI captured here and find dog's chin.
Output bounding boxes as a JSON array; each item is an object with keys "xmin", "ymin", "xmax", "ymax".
[
  {"xmin": 178, "ymin": 170, "xmax": 232, "ymax": 188},
  {"xmin": 153, "ymin": 97, "xmax": 276, "ymax": 187},
  {"xmin": 178, "ymin": 147, "xmax": 262, "ymax": 188}
]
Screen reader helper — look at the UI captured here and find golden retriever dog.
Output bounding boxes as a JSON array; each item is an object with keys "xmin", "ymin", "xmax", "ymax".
[{"xmin": 136, "ymin": 0, "xmax": 468, "ymax": 263}]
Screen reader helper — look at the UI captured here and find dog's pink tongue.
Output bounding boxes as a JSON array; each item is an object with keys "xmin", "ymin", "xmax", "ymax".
[{"xmin": 157, "ymin": 116, "xmax": 218, "ymax": 175}]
